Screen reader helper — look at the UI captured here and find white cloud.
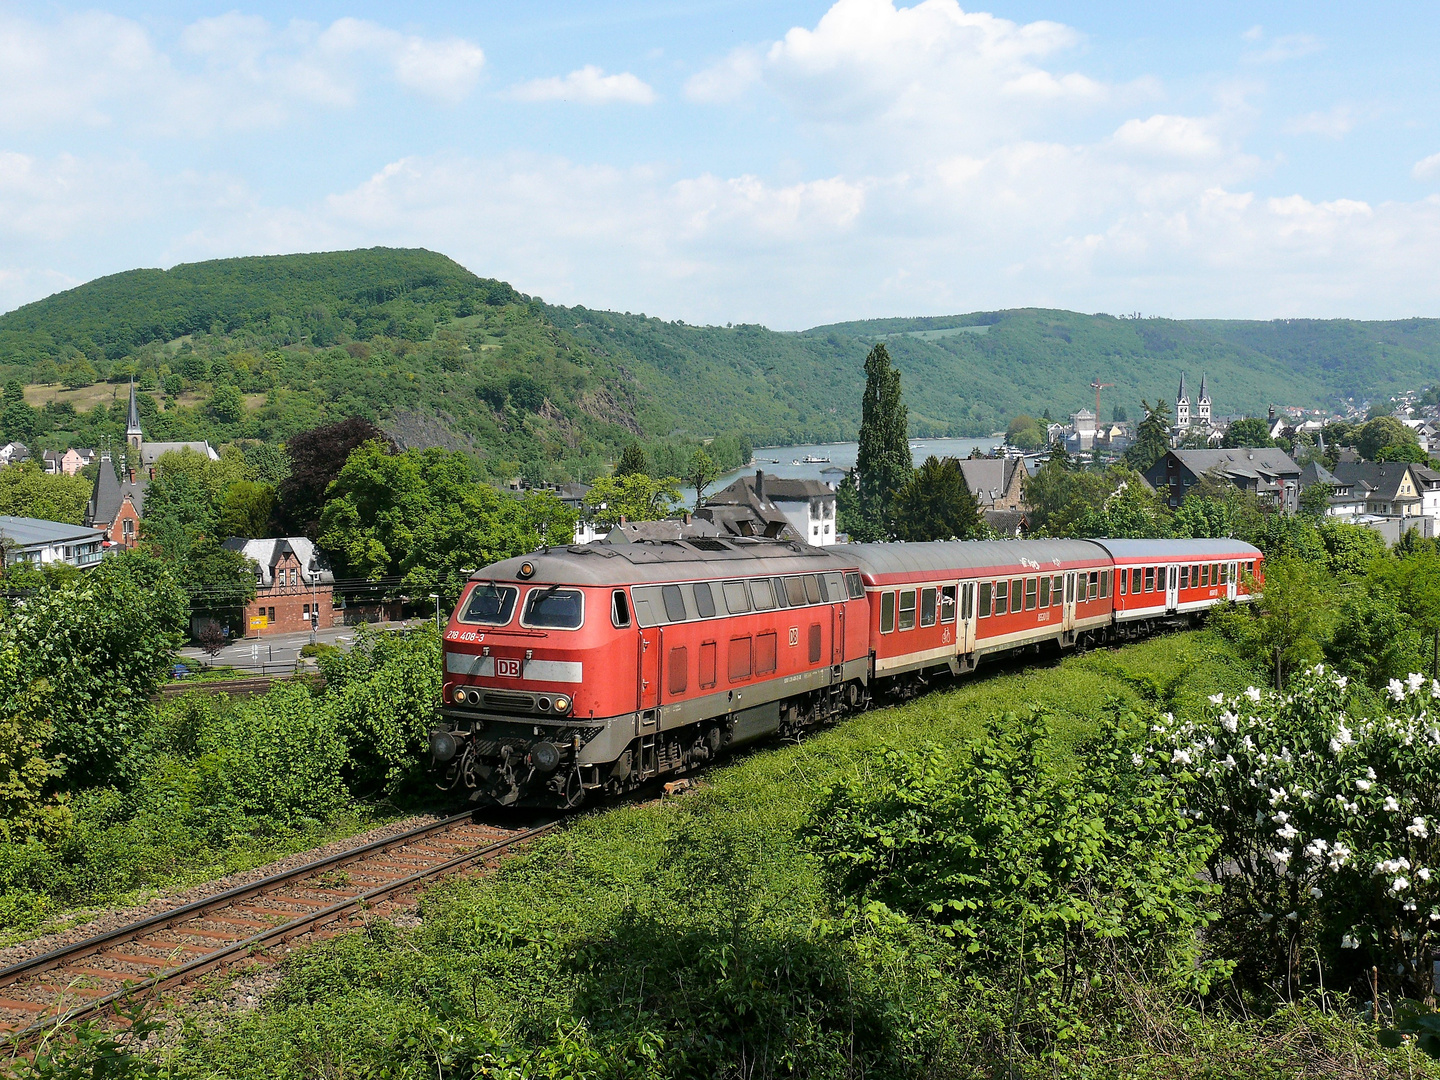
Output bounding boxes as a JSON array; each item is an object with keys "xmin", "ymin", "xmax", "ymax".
[
  {"xmin": 1243, "ymin": 32, "xmax": 1323, "ymax": 64},
  {"xmin": 0, "ymin": 11, "xmax": 485, "ymax": 133},
  {"xmin": 1413, "ymin": 153, "xmax": 1440, "ymax": 182},
  {"xmin": 510, "ymin": 66, "xmax": 656, "ymax": 105},
  {"xmin": 1286, "ymin": 106, "xmax": 1355, "ymax": 138},
  {"xmin": 1111, "ymin": 115, "xmax": 1226, "ymax": 160}
]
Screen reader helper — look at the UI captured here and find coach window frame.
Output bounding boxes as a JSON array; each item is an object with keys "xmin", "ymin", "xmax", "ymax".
[
  {"xmin": 1010, "ymin": 577, "xmax": 1024, "ymax": 614},
  {"xmin": 995, "ymin": 579, "xmax": 1009, "ymax": 615},
  {"xmin": 1038, "ymin": 576, "xmax": 1050, "ymax": 607},
  {"xmin": 880, "ymin": 591, "xmax": 896, "ymax": 633},
  {"xmin": 1025, "ymin": 577, "xmax": 1038, "ymax": 610},
  {"xmin": 920, "ymin": 586, "xmax": 938, "ymax": 627},
  {"xmin": 940, "ymin": 585, "xmax": 957, "ymax": 624},
  {"xmin": 898, "ymin": 589, "xmax": 917, "ymax": 631},
  {"xmin": 978, "ymin": 581, "xmax": 992, "ymax": 617}
]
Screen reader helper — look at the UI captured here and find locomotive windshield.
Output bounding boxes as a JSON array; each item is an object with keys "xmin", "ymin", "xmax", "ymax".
[
  {"xmin": 522, "ymin": 587, "xmax": 585, "ymax": 629},
  {"xmin": 462, "ymin": 583, "xmax": 518, "ymax": 625}
]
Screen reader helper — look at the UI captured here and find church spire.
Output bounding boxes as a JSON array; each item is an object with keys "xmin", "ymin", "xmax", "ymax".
[
  {"xmin": 1177, "ymin": 371, "xmax": 1188, "ymax": 403},
  {"xmin": 126, "ymin": 378, "xmax": 143, "ymax": 456}
]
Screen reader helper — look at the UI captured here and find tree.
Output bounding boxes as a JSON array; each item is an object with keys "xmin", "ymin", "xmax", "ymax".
[
  {"xmin": 277, "ymin": 417, "xmax": 391, "ymax": 537},
  {"xmin": 1317, "ymin": 521, "xmax": 1386, "ymax": 579},
  {"xmin": 889, "ymin": 456, "xmax": 984, "ymax": 541},
  {"xmin": 216, "ymin": 480, "xmax": 277, "ymax": 539},
  {"xmin": 1298, "ymin": 481, "xmax": 1333, "ymax": 520},
  {"xmin": 243, "ymin": 442, "xmax": 291, "ymax": 486},
  {"xmin": 582, "ymin": 473, "xmax": 683, "ymax": 529},
  {"xmin": 0, "ymin": 463, "xmax": 92, "ymax": 525},
  {"xmin": 1005, "ymin": 415, "xmax": 1047, "ymax": 451},
  {"xmin": 847, "ymin": 343, "xmax": 910, "ymax": 538},
  {"xmin": 1, "ymin": 380, "xmax": 38, "ymax": 442},
  {"xmin": 1123, "ymin": 398, "xmax": 1173, "ymax": 471},
  {"xmin": 319, "ymin": 441, "xmax": 577, "ymax": 603},
  {"xmin": 1356, "ymin": 417, "xmax": 1421, "ymax": 462},
  {"xmin": 0, "ymin": 639, "xmax": 71, "ymax": 845},
  {"xmin": 615, "ymin": 443, "xmax": 648, "ymax": 478},
  {"xmin": 686, "ymin": 448, "xmax": 719, "ymax": 503},
  {"xmin": 207, "ymin": 384, "xmax": 246, "ymax": 425},
  {"xmin": 1046, "ymin": 438, "xmax": 1074, "ymax": 471},
  {"xmin": 142, "ymin": 469, "xmax": 218, "ymax": 562},
  {"xmin": 186, "ymin": 535, "xmax": 258, "ymax": 611},
  {"xmin": 1371, "ymin": 549, "xmax": 1440, "ymax": 676},
  {"xmin": 1256, "ymin": 557, "xmax": 1329, "ymax": 684},
  {"xmin": 1222, "ymin": 417, "xmax": 1274, "ymax": 449},
  {"xmin": 1171, "ymin": 496, "xmax": 1233, "ymax": 538}
]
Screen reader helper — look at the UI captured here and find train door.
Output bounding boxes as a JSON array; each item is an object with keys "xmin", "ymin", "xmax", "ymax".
[
  {"xmin": 959, "ymin": 582, "xmax": 975, "ymax": 655},
  {"xmin": 1063, "ymin": 572, "xmax": 1077, "ymax": 632},
  {"xmin": 1166, "ymin": 564, "xmax": 1179, "ymax": 612},
  {"xmin": 832, "ymin": 603, "xmax": 845, "ymax": 666},
  {"xmin": 638, "ymin": 626, "xmax": 660, "ymax": 714},
  {"xmin": 1227, "ymin": 562, "xmax": 1239, "ymax": 602}
]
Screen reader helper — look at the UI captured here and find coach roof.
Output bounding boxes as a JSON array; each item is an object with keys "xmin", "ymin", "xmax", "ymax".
[
  {"xmin": 846, "ymin": 539, "xmax": 1111, "ymax": 579},
  {"xmin": 472, "ymin": 537, "xmax": 861, "ymax": 587},
  {"xmin": 1087, "ymin": 538, "xmax": 1262, "ymax": 561}
]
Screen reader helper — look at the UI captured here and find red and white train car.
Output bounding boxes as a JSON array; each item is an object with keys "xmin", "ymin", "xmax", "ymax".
[{"xmin": 1093, "ymin": 538, "xmax": 1262, "ymax": 632}]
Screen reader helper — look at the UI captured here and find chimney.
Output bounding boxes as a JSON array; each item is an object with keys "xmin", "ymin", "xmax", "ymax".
[{"xmin": 755, "ymin": 470, "xmax": 765, "ymax": 502}]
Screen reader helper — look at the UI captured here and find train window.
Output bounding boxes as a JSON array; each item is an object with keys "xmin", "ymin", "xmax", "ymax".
[
  {"xmin": 723, "ymin": 580, "xmax": 752, "ymax": 614},
  {"xmin": 809, "ymin": 623, "xmax": 823, "ymax": 664},
  {"xmin": 921, "ymin": 587, "xmax": 938, "ymax": 627},
  {"xmin": 880, "ymin": 591, "xmax": 896, "ymax": 633},
  {"xmin": 771, "ymin": 577, "xmax": 789, "ymax": 608},
  {"xmin": 662, "ymin": 585, "xmax": 688, "ymax": 623},
  {"xmin": 699, "ymin": 641, "xmax": 717, "ymax": 688},
  {"xmin": 1213, "ymin": 563, "xmax": 1221, "ymax": 585},
  {"xmin": 521, "ymin": 588, "xmax": 584, "ymax": 629},
  {"xmin": 1179, "ymin": 565, "xmax": 1189, "ymax": 589},
  {"xmin": 668, "ymin": 647, "xmax": 688, "ymax": 695},
  {"xmin": 756, "ymin": 631, "xmax": 778, "ymax": 675},
  {"xmin": 1119, "ymin": 569, "xmax": 1127, "ymax": 596},
  {"xmin": 750, "ymin": 578, "xmax": 777, "ymax": 611},
  {"xmin": 804, "ymin": 575, "xmax": 823, "ymax": 604},
  {"xmin": 1099, "ymin": 570, "xmax": 1109, "ymax": 599},
  {"xmin": 1129, "ymin": 567, "xmax": 1140, "ymax": 595},
  {"xmin": 995, "ymin": 580, "xmax": 1008, "ymax": 614},
  {"xmin": 898, "ymin": 589, "xmax": 917, "ymax": 630},
  {"xmin": 816, "ymin": 574, "xmax": 831, "ymax": 602},
  {"xmin": 1200, "ymin": 564, "xmax": 1209, "ymax": 587},
  {"xmin": 978, "ymin": 582, "xmax": 992, "ymax": 617},
  {"xmin": 940, "ymin": 585, "xmax": 956, "ymax": 623},
  {"xmin": 1144, "ymin": 567, "xmax": 1155, "ymax": 592},
  {"xmin": 1052, "ymin": 575, "xmax": 1063, "ymax": 606},
  {"xmin": 1088, "ymin": 572, "xmax": 1098, "ymax": 601},
  {"xmin": 461, "ymin": 583, "xmax": 518, "ymax": 625},
  {"xmin": 846, "ymin": 572, "xmax": 865, "ymax": 599},
  {"xmin": 785, "ymin": 577, "xmax": 809, "ymax": 607},
  {"xmin": 1038, "ymin": 576, "xmax": 1050, "ymax": 607},
  {"xmin": 826, "ymin": 572, "xmax": 846, "ymax": 601},
  {"xmin": 1024, "ymin": 577, "xmax": 1036, "ymax": 611},
  {"xmin": 1010, "ymin": 578, "xmax": 1024, "ymax": 614},
  {"xmin": 1065, "ymin": 574, "xmax": 1074, "ymax": 603},
  {"xmin": 611, "ymin": 590, "xmax": 631, "ymax": 628},
  {"xmin": 693, "ymin": 581, "xmax": 717, "ymax": 619},
  {"xmin": 728, "ymin": 636, "xmax": 752, "ymax": 681}
]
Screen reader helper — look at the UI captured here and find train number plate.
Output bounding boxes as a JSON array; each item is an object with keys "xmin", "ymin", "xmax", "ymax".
[{"xmin": 496, "ymin": 658, "xmax": 522, "ymax": 678}]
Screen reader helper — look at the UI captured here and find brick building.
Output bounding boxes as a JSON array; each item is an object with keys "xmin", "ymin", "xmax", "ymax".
[
  {"xmin": 85, "ymin": 452, "xmax": 146, "ymax": 550},
  {"xmin": 223, "ymin": 537, "xmax": 337, "ymax": 636}
]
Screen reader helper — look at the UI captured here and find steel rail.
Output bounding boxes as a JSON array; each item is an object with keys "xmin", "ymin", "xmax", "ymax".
[{"xmin": 0, "ymin": 814, "xmax": 559, "ymax": 1050}]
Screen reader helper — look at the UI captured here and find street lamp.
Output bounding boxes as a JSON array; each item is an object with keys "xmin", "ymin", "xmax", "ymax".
[{"xmin": 429, "ymin": 593, "xmax": 441, "ymax": 633}]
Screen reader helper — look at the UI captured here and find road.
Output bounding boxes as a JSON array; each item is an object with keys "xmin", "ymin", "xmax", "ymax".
[{"xmin": 176, "ymin": 619, "xmax": 436, "ymax": 673}]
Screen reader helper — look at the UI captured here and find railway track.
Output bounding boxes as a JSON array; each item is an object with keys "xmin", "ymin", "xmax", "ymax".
[{"xmin": 0, "ymin": 811, "xmax": 559, "ymax": 1051}]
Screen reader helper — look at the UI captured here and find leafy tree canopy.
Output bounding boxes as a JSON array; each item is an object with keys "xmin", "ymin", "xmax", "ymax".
[
  {"xmin": 0, "ymin": 462, "xmax": 91, "ymax": 525},
  {"xmin": 889, "ymin": 456, "xmax": 984, "ymax": 542},
  {"xmin": 1123, "ymin": 398, "xmax": 1173, "ymax": 472},
  {"xmin": 1221, "ymin": 417, "xmax": 1274, "ymax": 448},
  {"xmin": 582, "ymin": 473, "xmax": 683, "ymax": 529}
]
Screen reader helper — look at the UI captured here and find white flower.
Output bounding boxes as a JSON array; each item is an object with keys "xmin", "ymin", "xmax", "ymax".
[
  {"xmin": 1208, "ymin": 693, "xmax": 1224, "ymax": 705},
  {"xmin": 1272, "ymin": 811, "xmax": 1290, "ymax": 824},
  {"xmin": 1329, "ymin": 725, "xmax": 1354, "ymax": 753},
  {"xmin": 1285, "ymin": 910, "xmax": 1299, "ymax": 921},
  {"xmin": 1221, "ymin": 711, "xmax": 1239, "ymax": 733},
  {"xmin": 1277, "ymin": 823, "xmax": 1300, "ymax": 841},
  {"xmin": 1341, "ymin": 933, "xmax": 1360, "ymax": 949},
  {"xmin": 1390, "ymin": 679, "xmax": 1407, "ymax": 702},
  {"xmin": 1259, "ymin": 912, "xmax": 1274, "ymax": 923},
  {"xmin": 1269, "ymin": 849, "xmax": 1292, "ymax": 866},
  {"xmin": 1337, "ymin": 675, "xmax": 1349, "ymax": 690},
  {"xmin": 1246, "ymin": 687, "xmax": 1262, "ymax": 703},
  {"xmin": 1431, "ymin": 912, "xmax": 1440, "ymax": 922},
  {"xmin": 1131, "ymin": 752, "xmax": 1144, "ymax": 767},
  {"xmin": 1304, "ymin": 839, "xmax": 1329, "ymax": 862},
  {"xmin": 1269, "ymin": 788, "xmax": 1287, "ymax": 806},
  {"xmin": 1385, "ymin": 796, "xmax": 1401, "ymax": 812},
  {"xmin": 1309, "ymin": 886, "xmax": 1324, "ymax": 899},
  {"xmin": 1367, "ymin": 767, "xmax": 1377, "ymax": 780},
  {"xmin": 1392, "ymin": 876, "xmax": 1411, "ymax": 894},
  {"xmin": 1409, "ymin": 672, "xmax": 1426, "ymax": 694},
  {"xmin": 1409, "ymin": 818, "xmax": 1430, "ymax": 839},
  {"xmin": 1356, "ymin": 779, "xmax": 1372, "ymax": 791},
  {"xmin": 1172, "ymin": 749, "xmax": 1192, "ymax": 766},
  {"xmin": 1420, "ymin": 868, "xmax": 1433, "ymax": 882},
  {"xmin": 1222, "ymin": 754, "xmax": 1237, "ymax": 770}
]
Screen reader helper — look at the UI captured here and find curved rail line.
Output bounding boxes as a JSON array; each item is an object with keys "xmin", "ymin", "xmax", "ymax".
[{"xmin": 0, "ymin": 812, "xmax": 559, "ymax": 1050}]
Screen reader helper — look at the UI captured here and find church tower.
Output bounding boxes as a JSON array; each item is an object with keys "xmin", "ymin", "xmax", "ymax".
[
  {"xmin": 125, "ymin": 379, "xmax": 143, "ymax": 456},
  {"xmin": 1176, "ymin": 372, "xmax": 1190, "ymax": 428},
  {"xmin": 1197, "ymin": 373, "xmax": 1211, "ymax": 426}
]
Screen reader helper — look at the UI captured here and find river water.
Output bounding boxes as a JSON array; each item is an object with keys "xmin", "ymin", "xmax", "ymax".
[{"xmin": 684, "ymin": 436, "xmax": 1003, "ymax": 506}]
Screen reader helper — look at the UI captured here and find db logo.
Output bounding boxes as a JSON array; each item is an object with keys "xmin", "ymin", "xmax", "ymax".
[
  {"xmin": 496, "ymin": 658, "xmax": 522, "ymax": 678},
  {"xmin": 788, "ymin": 627, "xmax": 800, "ymax": 647}
]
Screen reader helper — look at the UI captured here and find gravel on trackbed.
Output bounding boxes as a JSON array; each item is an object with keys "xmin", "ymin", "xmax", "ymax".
[{"xmin": 0, "ymin": 814, "xmax": 446, "ymax": 972}]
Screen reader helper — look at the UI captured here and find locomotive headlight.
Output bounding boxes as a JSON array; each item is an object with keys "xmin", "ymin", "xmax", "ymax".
[
  {"xmin": 537, "ymin": 696, "xmax": 552, "ymax": 712},
  {"xmin": 429, "ymin": 729, "xmax": 458, "ymax": 763},
  {"xmin": 553, "ymin": 696, "xmax": 571, "ymax": 714}
]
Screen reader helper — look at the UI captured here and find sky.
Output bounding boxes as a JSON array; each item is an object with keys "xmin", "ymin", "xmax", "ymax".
[{"xmin": 2, "ymin": 0, "xmax": 1439, "ymax": 329}]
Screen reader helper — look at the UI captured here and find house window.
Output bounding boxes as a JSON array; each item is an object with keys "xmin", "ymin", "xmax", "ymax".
[{"xmin": 268, "ymin": 607, "xmax": 276, "ymax": 620}]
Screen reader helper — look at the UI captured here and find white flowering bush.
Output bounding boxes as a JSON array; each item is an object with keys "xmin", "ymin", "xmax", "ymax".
[{"xmin": 1154, "ymin": 666, "xmax": 1440, "ymax": 1000}]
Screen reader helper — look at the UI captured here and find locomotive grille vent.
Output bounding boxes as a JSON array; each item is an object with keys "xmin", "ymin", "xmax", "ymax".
[
  {"xmin": 686, "ymin": 539, "xmax": 731, "ymax": 551},
  {"xmin": 483, "ymin": 690, "xmax": 537, "ymax": 712}
]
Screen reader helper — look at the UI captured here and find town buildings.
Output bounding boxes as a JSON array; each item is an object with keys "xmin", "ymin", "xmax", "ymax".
[
  {"xmin": 41, "ymin": 448, "xmax": 96, "ymax": 476},
  {"xmin": 1144, "ymin": 447, "xmax": 1303, "ymax": 514},
  {"xmin": 956, "ymin": 458, "xmax": 1026, "ymax": 513},
  {"xmin": 223, "ymin": 536, "xmax": 338, "ymax": 636},
  {"xmin": 0, "ymin": 516, "xmax": 105, "ymax": 570},
  {"xmin": 703, "ymin": 471, "xmax": 839, "ymax": 545}
]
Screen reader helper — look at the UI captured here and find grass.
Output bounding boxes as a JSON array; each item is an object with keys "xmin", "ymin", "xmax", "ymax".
[{"xmin": 143, "ymin": 629, "xmax": 1433, "ymax": 1079}]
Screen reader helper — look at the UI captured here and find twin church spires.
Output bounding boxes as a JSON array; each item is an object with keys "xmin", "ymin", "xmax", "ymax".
[{"xmin": 1175, "ymin": 372, "xmax": 1211, "ymax": 429}]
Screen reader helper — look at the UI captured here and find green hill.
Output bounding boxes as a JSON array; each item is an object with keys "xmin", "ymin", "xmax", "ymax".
[{"xmin": 2, "ymin": 249, "xmax": 1438, "ymax": 481}]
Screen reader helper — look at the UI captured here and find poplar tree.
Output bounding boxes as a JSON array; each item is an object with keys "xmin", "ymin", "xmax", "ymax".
[{"xmin": 843, "ymin": 344, "xmax": 910, "ymax": 541}]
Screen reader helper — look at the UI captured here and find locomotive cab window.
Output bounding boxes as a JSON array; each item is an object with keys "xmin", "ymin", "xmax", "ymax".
[
  {"xmin": 898, "ymin": 589, "xmax": 917, "ymax": 630},
  {"xmin": 693, "ymin": 582, "xmax": 717, "ymax": 618},
  {"xmin": 611, "ymin": 590, "xmax": 631, "ymax": 628},
  {"xmin": 723, "ymin": 580, "xmax": 752, "ymax": 614},
  {"xmin": 920, "ymin": 587, "xmax": 938, "ymax": 627},
  {"xmin": 978, "ymin": 582, "xmax": 992, "ymax": 617},
  {"xmin": 846, "ymin": 572, "xmax": 865, "ymax": 599},
  {"xmin": 785, "ymin": 577, "xmax": 809, "ymax": 607},
  {"xmin": 461, "ymin": 584, "xmax": 518, "ymax": 625},
  {"xmin": 521, "ymin": 587, "xmax": 584, "ymax": 629},
  {"xmin": 661, "ymin": 585, "xmax": 688, "ymax": 623},
  {"xmin": 880, "ymin": 591, "xmax": 896, "ymax": 633},
  {"xmin": 940, "ymin": 585, "xmax": 956, "ymax": 623}
]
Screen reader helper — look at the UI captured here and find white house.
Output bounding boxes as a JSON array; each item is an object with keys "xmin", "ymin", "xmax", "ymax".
[{"xmin": 0, "ymin": 516, "xmax": 106, "ymax": 569}]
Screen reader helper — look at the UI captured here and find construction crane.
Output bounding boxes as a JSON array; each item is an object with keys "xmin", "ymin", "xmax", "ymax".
[{"xmin": 1089, "ymin": 378, "xmax": 1114, "ymax": 422}]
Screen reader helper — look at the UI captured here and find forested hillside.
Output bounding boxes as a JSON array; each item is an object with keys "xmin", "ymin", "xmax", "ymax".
[{"xmin": 2, "ymin": 249, "xmax": 1439, "ymax": 480}]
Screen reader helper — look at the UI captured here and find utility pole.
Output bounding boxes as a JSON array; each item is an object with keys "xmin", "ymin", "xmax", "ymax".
[
  {"xmin": 429, "ymin": 593, "xmax": 441, "ymax": 633},
  {"xmin": 1090, "ymin": 378, "xmax": 1114, "ymax": 421}
]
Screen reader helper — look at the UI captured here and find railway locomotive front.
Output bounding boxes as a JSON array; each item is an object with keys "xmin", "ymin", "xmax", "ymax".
[{"xmin": 430, "ymin": 536, "xmax": 871, "ymax": 807}]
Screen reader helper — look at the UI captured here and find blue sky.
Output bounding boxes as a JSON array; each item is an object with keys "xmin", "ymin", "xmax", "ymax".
[{"xmin": 2, "ymin": 0, "xmax": 1438, "ymax": 327}]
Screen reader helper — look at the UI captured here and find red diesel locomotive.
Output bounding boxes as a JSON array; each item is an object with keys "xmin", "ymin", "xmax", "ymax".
[{"xmin": 430, "ymin": 534, "xmax": 1262, "ymax": 807}]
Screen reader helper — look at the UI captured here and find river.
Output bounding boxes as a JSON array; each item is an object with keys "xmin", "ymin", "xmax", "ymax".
[{"xmin": 683, "ymin": 436, "xmax": 1003, "ymax": 506}]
